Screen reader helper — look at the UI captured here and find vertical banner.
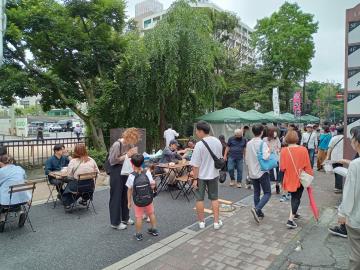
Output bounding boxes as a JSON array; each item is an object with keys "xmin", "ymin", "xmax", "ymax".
[
  {"xmin": 344, "ymin": 3, "xmax": 360, "ymax": 159},
  {"xmin": 293, "ymin": 91, "xmax": 302, "ymax": 117},
  {"xmin": 272, "ymin": 88, "xmax": 280, "ymax": 116}
]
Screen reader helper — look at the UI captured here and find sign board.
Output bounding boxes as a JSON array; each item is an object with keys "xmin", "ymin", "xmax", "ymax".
[
  {"xmin": 344, "ymin": 4, "xmax": 360, "ymax": 159},
  {"xmin": 15, "ymin": 117, "xmax": 28, "ymax": 137},
  {"xmin": 349, "ymin": 20, "xmax": 360, "ymax": 43},
  {"xmin": 348, "ymin": 68, "xmax": 360, "ymax": 90},
  {"xmin": 272, "ymin": 88, "xmax": 280, "ymax": 116}
]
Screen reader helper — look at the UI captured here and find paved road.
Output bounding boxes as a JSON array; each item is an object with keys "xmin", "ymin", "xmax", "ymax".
[{"xmin": 0, "ymin": 182, "xmax": 252, "ymax": 270}]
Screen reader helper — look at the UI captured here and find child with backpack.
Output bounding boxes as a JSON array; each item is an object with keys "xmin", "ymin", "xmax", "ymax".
[{"xmin": 126, "ymin": 154, "xmax": 158, "ymax": 241}]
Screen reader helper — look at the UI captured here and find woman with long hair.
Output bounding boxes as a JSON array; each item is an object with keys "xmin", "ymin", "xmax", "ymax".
[
  {"xmin": 62, "ymin": 144, "xmax": 99, "ymax": 209},
  {"xmin": 108, "ymin": 128, "xmax": 140, "ymax": 230},
  {"xmin": 280, "ymin": 130, "xmax": 313, "ymax": 229},
  {"xmin": 263, "ymin": 127, "xmax": 281, "ymax": 193}
]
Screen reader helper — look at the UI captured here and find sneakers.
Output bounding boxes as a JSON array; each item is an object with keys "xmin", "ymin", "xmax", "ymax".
[
  {"xmin": 276, "ymin": 184, "xmax": 280, "ymax": 194},
  {"xmin": 147, "ymin": 228, "xmax": 159, "ymax": 236},
  {"xmin": 236, "ymin": 183, "xmax": 242, "ymax": 188},
  {"xmin": 199, "ymin": 221, "xmax": 206, "ymax": 229},
  {"xmin": 280, "ymin": 194, "xmax": 290, "ymax": 202},
  {"xmin": 134, "ymin": 233, "xmax": 143, "ymax": 241},
  {"xmin": 18, "ymin": 212, "xmax": 26, "ymax": 228},
  {"xmin": 334, "ymin": 188, "xmax": 342, "ymax": 194},
  {"xmin": 214, "ymin": 220, "xmax": 223, "ymax": 230},
  {"xmin": 111, "ymin": 223, "xmax": 127, "ymax": 230},
  {"xmin": 127, "ymin": 219, "xmax": 135, "ymax": 225},
  {"xmin": 229, "ymin": 180, "xmax": 235, "ymax": 186},
  {"xmin": 328, "ymin": 224, "xmax": 348, "ymax": 238},
  {"xmin": 258, "ymin": 210, "xmax": 265, "ymax": 220},
  {"xmin": 251, "ymin": 208, "xmax": 260, "ymax": 224},
  {"xmin": 287, "ymin": 220, "xmax": 298, "ymax": 229},
  {"xmin": 294, "ymin": 214, "xmax": 301, "ymax": 220}
]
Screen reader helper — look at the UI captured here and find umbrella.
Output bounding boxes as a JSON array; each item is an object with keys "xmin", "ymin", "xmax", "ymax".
[{"xmin": 307, "ymin": 186, "xmax": 319, "ymax": 221}]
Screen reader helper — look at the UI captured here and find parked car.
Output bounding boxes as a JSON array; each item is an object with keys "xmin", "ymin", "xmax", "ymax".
[
  {"xmin": 28, "ymin": 122, "xmax": 44, "ymax": 135},
  {"xmin": 57, "ymin": 119, "xmax": 81, "ymax": 132},
  {"xmin": 47, "ymin": 124, "xmax": 62, "ymax": 132}
]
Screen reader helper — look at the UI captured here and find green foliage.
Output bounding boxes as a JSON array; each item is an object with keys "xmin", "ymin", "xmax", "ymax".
[
  {"xmin": 252, "ymin": 2, "xmax": 318, "ymax": 108},
  {"xmin": 1, "ymin": 0, "xmax": 127, "ymax": 150},
  {"xmin": 15, "ymin": 105, "xmax": 44, "ymax": 116},
  {"xmin": 306, "ymin": 82, "xmax": 344, "ymax": 122},
  {"xmin": 87, "ymin": 148, "xmax": 107, "ymax": 169}
]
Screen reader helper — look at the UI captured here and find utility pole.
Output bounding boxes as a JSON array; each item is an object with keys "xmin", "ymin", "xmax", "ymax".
[{"xmin": 0, "ymin": 0, "xmax": 6, "ymax": 67}]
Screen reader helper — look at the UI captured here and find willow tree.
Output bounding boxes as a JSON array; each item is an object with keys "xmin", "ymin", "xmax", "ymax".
[
  {"xmin": 144, "ymin": 0, "xmax": 221, "ymax": 140},
  {"xmin": 1, "ymin": 0, "xmax": 127, "ymax": 150}
]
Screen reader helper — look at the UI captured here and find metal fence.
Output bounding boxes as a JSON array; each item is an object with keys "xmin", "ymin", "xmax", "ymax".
[{"xmin": 0, "ymin": 137, "xmax": 88, "ymax": 167}]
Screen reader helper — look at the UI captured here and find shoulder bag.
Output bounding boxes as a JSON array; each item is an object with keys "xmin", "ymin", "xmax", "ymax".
[
  {"xmin": 201, "ymin": 139, "xmax": 227, "ymax": 183},
  {"xmin": 328, "ymin": 136, "xmax": 344, "ymax": 160},
  {"xmin": 104, "ymin": 141, "xmax": 122, "ymax": 175},
  {"xmin": 287, "ymin": 147, "xmax": 314, "ymax": 188},
  {"xmin": 302, "ymin": 132, "xmax": 313, "ymax": 149}
]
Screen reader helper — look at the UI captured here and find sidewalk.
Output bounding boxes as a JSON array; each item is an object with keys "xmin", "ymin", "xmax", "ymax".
[{"xmin": 104, "ymin": 171, "xmax": 347, "ymax": 270}]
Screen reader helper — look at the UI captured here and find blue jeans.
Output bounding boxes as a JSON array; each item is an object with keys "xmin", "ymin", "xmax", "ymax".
[
  {"xmin": 252, "ymin": 173, "xmax": 271, "ymax": 211},
  {"xmin": 308, "ymin": 149, "xmax": 315, "ymax": 168},
  {"xmin": 227, "ymin": 157, "xmax": 243, "ymax": 182}
]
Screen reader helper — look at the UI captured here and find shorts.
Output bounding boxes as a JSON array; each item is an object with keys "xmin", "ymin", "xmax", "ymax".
[
  {"xmin": 133, "ymin": 203, "xmax": 155, "ymax": 219},
  {"xmin": 194, "ymin": 178, "xmax": 219, "ymax": 201}
]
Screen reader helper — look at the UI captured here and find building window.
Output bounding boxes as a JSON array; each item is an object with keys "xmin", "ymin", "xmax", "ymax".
[
  {"xmin": 153, "ymin": 16, "xmax": 161, "ymax": 22},
  {"xmin": 144, "ymin": 19, "xmax": 152, "ymax": 28}
]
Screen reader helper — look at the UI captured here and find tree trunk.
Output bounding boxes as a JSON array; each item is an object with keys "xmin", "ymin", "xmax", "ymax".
[
  {"xmin": 86, "ymin": 118, "xmax": 106, "ymax": 151},
  {"xmin": 159, "ymin": 100, "xmax": 166, "ymax": 149}
]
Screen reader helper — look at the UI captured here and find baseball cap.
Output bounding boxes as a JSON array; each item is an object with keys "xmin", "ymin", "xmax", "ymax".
[
  {"xmin": 169, "ymin": 139, "xmax": 179, "ymax": 146},
  {"xmin": 306, "ymin": 124, "xmax": 313, "ymax": 128}
]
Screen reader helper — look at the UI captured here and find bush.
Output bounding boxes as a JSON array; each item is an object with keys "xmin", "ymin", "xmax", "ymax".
[{"xmin": 88, "ymin": 148, "xmax": 108, "ymax": 170}]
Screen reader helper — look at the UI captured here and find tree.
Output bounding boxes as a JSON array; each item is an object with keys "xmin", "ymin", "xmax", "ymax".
[
  {"xmin": 1, "ymin": 0, "xmax": 127, "ymax": 150},
  {"xmin": 252, "ymin": 2, "xmax": 318, "ymax": 111}
]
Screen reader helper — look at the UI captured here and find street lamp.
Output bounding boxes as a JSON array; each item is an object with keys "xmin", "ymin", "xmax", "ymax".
[{"xmin": 0, "ymin": 0, "xmax": 6, "ymax": 67}]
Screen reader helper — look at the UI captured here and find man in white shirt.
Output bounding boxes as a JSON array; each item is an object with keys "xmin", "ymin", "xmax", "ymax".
[
  {"xmin": 164, "ymin": 125, "xmax": 179, "ymax": 147},
  {"xmin": 245, "ymin": 124, "xmax": 271, "ymax": 224},
  {"xmin": 300, "ymin": 124, "xmax": 318, "ymax": 168},
  {"xmin": 190, "ymin": 121, "xmax": 223, "ymax": 230},
  {"xmin": 326, "ymin": 126, "xmax": 344, "ymax": 193}
]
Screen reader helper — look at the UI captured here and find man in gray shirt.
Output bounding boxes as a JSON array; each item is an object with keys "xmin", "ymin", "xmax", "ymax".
[{"xmin": 190, "ymin": 121, "xmax": 223, "ymax": 230}]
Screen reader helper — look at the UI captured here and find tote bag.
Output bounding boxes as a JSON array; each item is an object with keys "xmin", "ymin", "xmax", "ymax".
[{"xmin": 257, "ymin": 141, "xmax": 278, "ymax": 171}]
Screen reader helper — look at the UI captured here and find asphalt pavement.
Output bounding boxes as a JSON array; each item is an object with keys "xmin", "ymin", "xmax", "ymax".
[{"xmin": 0, "ymin": 182, "xmax": 252, "ymax": 270}]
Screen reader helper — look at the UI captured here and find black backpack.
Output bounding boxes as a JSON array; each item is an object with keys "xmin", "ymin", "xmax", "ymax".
[{"xmin": 132, "ymin": 171, "xmax": 153, "ymax": 207}]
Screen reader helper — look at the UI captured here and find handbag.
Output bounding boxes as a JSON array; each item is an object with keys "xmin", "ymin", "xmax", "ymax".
[
  {"xmin": 287, "ymin": 147, "xmax": 314, "ymax": 188},
  {"xmin": 257, "ymin": 141, "xmax": 278, "ymax": 171}
]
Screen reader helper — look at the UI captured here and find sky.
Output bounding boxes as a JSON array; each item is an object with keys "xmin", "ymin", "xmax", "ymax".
[{"xmin": 126, "ymin": 0, "xmax": 360, "ymax": 86}]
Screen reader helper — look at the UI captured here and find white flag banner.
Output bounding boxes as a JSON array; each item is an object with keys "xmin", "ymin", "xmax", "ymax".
[{"xmin": 272, "ymin": 88, "xmax": 280, "ymax": 116}]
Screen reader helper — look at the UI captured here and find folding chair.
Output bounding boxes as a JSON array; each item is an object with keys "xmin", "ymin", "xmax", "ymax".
[
  {"xmin": 68, "ymin": 172, "xmax": 97, "ymax": 214},
  {"xmin": 172, "ymin": 168, "xmax": 195, "ymax": 202},
  {"xmin": 154, "ymin": 172, "xmax": 168, "ymax": 193},
  {"xmin": 45, "ymin": 175, "xmax": 59, "ymax": 208},
  {"xmin": 0, "ymin": 182, "xmax": 36, "ymax": 233}
]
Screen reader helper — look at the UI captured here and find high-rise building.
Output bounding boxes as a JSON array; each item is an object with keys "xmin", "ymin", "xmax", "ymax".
[
  {"xmin": 136, "ymin": 0, "xmax": 255, "ymax": 65},
  {"xmin": 135, "ymin": 0, "xmax": 164, "ymax": 29}
]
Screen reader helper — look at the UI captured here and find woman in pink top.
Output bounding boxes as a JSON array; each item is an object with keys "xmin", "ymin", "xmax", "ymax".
[{"xmin": 62, "ymin": 144, "xmax": 99, "ymax": 209}]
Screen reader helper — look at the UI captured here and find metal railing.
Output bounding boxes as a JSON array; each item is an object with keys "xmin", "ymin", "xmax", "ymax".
[{"xmin": 0, "ymin": 137, "xmax": 89, "ymax": 167}]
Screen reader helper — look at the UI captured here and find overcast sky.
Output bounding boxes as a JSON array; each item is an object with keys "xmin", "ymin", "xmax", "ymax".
[{"xmin": 126, "ymin": 0, "xmax": 360, "ymax": 85}]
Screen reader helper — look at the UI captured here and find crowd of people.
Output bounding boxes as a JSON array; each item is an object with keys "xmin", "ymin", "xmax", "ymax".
[{"xmin": 1, "ymin": 119, "xmax": 359, "ymax": 269}]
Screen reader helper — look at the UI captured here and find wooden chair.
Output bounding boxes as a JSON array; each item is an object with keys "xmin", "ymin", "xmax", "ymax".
[{"xmin": 0, "ymin": 182, "xmax": 36, "ymax": 233}]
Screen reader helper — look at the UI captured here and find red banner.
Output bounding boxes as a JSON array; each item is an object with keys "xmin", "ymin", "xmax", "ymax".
[{"xmin": 293, "ymin": 91, "xmax": 301, "ymax": 116}]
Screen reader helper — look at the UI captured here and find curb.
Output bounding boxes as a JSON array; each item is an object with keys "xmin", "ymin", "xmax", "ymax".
[{"xmin": 102, "ymin": 192, "xmax": 255, "ymax": 270}]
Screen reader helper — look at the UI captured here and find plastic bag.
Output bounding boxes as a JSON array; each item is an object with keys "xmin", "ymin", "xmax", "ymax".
[{"xmin": 121, "ymin": 155, "xmax": 133, "ymax": 175}]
